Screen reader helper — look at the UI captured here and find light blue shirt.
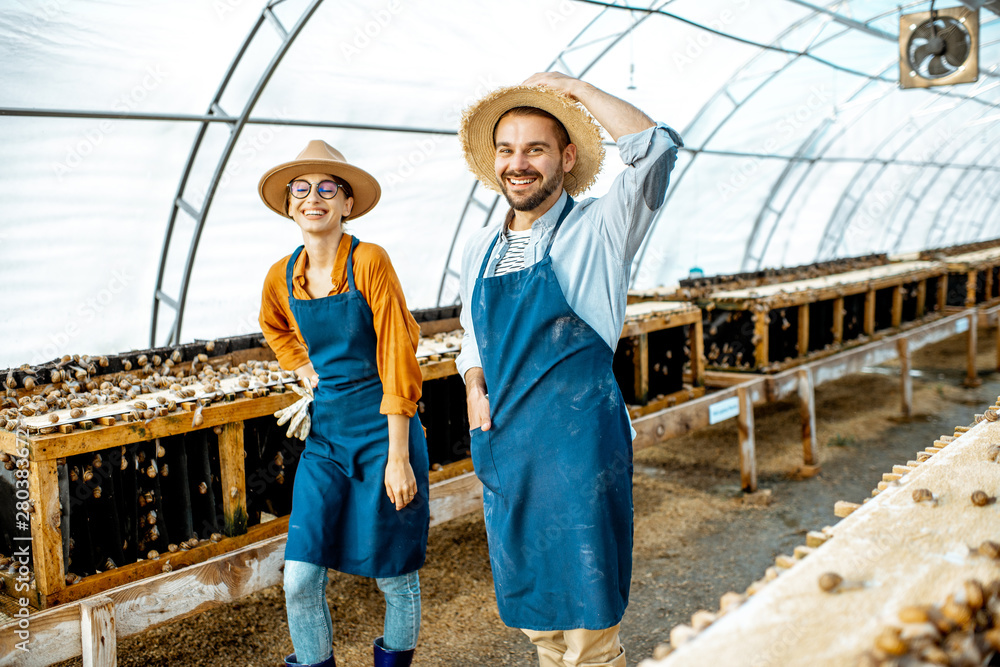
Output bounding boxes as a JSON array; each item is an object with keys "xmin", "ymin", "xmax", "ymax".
[{"xmin": 456, "ymin": 122, "xmax": 683, "ymax": 381}]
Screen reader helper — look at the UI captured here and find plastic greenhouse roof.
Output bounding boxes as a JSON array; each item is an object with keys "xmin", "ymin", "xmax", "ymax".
[{"xmin": 1, "ymin": 0, "xmax": 998, "ymax": 367}]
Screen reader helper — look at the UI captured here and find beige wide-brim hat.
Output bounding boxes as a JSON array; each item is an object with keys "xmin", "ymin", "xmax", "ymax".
[
  {"xmin": 459, "ymin": 85, "xmax": 606, "ymax": 197},
  {"xmin": 258, "ymin": 140, "xmax": 381, "ymax": 221}
]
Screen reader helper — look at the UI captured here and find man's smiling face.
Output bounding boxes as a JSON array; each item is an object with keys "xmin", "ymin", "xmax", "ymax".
[{"xmin": 493, "ymin": 113, "xmax": 575, "ymax": 212}]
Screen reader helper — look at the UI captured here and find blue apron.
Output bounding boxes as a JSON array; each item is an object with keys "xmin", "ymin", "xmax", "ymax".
[
  {"xmin": 469, "ymin": 197, "xmax": 634, "ymax": 631},
  {"xmin": 284, "ymin": 236, "xmax": 429, "ymax": 578}
]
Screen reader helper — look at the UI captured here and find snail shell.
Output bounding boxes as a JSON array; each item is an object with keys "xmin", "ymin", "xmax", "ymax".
[
  {"xmin": 146, "ymin": 550, "xmax": 159, "ymax": 560},
  {"xmin": 151, "ymin": 355, "xmax": 162, "ymax": 366},
  {"xmin": 70, "ymin": 408, "xmax": 84, "ymax": 419},
  {"xmin": 171, "ymin": 350, "xmax": 182, "ymax": 363},
  {"xmin": 23, "ymin": 377, "xmax": 35, "ymax": 391},
  {"xmin": 986, "ymin": 409, "xmax": 998, "ymax": 422},
  {"xmin": 987, "ymin": 445, "xmax": 1000, "ymax": 462},
  {"xmin": 971, "ymin": 490, "xmax": 991, "ymax": 506},
  {"xmin": 48, "ymin": 413, "xmax": 59, "ymax": 424},
  {"xmin": 874, "ymin": 627, "xmax": 907, "ymax": 656},
  {"xmin": 818, "ymin": 572, "xmax": 842, "ymax": 592},
  {"xmin": 198, "ymin": 482, "xmax": 208, "ymax": 495},
  {"xmin": 205, "ymin": 341, "xmax": 215, "ymax": 353}
]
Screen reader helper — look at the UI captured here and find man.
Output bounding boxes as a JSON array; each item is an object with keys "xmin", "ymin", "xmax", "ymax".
[{"xmin": 455, "ymin": 72, "xmax": 682, "ymax": 667}]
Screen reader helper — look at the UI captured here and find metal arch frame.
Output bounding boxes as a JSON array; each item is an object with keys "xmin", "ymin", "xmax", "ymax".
[
  {"xmin": 811, "ymin": 86, "xmax": 980, "ymax": 261},
  {"xmin": 926, "ymin": 133, "xmax": 1000, "ymax": 246},
  {"xmin": 954, "ymin": 138, "xmax": 1000, "ymax": 242},
  {"xmin": 150, "ymin": 0, "xmax": 325, "ymax": 346},
  {"xmin": 739, "ymin": 60, "xmax": 901, "ymax": 271},
  {"xmin": 434, "ymin": 0, "xmax": 673, "ymax": 306},
  {"xmin": 743, "ymin": 4, "xmax": 1000, "ymax": 268},
  {"xmin": 630, "ymin": 6, "xmax": 844, "ymax": 283}
]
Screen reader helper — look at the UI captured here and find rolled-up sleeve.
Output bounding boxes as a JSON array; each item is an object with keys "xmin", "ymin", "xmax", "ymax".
[
  {"xmin": 354, "ymin": 244, "xmax": 422, "ymax": 417},
  {"xmin": 591, "ymin": 122, "xmax": 683, "ymax": 263}
]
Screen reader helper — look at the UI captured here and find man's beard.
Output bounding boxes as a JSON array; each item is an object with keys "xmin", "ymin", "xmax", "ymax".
[{"xmin": 499, "ymin": 170, "xmax": 563, "ymax": 212}]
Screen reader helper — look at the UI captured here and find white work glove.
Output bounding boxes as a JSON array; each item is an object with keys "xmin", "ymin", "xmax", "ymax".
[{"xmin": 274, "ymin": 381, "xmax": 313, "ymax": 440}]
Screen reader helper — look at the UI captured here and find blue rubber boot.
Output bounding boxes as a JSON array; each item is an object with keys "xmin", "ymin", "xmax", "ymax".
[
  {"xmin": 284, "ymin": 652, "xmax": 336, "ymax": 667},
  {"xmin": 373, "ymin": 637, "xmax": 415, "ymax": 666}
]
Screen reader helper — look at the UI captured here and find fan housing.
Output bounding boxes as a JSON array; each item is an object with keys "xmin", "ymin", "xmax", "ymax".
[{"xmin": 899, "ymin": 6, "xmax": 979, "ymax": 89}]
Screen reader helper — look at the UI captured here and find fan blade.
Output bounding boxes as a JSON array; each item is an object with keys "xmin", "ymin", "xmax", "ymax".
[
  {"xmin": 913, "ymin": 22, "xmax": 936, "ymax": 41},
  {"xmin": 913, "ymin": 42, "xmax": 936, "ymax": 65},
  {"xmin": 928, "ymin": 55, "xmax": 950, "ymax": 76},
  {"xmin": 943, "ymin": 34, "xmax": 970, "ymax": 66},
  {"xmin": 944, "ymin": 45, "xmax": 968, "ymax": 67}
]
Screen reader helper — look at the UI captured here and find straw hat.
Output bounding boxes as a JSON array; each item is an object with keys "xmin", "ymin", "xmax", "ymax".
[
  {"xmin": 258, "ymin": 140, "xmax": 381, "ymax": 221},
  {"xmin": 459, "ymin": 85, "xmax": 606, "ymax": 197}
]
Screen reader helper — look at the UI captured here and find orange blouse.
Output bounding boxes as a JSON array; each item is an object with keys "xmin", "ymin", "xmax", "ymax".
[{"xmin": 258, "ymin": 234, "xmax": 422, "ymax": 417}]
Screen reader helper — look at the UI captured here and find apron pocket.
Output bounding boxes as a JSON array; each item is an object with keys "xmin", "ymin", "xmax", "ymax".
[{"xmin": 469, "ymin": 428, "xmax": 503, "ymax": 498}]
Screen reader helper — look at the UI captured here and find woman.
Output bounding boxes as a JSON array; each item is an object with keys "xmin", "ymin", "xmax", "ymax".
[{"xmin": 258, "ymin": 140, "xmax": 429, "ymax": 667}]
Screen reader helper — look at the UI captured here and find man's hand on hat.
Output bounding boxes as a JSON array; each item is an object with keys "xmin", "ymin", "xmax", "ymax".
[{"xmin": 523, "ymin": 71, "xmax": 585, "ymax": 101}]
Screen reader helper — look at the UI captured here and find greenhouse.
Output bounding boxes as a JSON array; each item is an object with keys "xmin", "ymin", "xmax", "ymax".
[{"xmin": 1, "ymin": 1, "xmax": 1000, "ymax": 665}]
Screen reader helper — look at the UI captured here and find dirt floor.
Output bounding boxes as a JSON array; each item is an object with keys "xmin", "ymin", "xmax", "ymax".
[{"xmin": 54, "ymin": 326, "xmax": 1000, "ymax": 667}]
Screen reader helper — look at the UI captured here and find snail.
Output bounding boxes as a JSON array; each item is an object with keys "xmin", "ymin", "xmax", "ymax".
[
  {"xmin": 205, "ymin": 341, "xmax": 215, "ymax": 353},
  {"xmin": 971, "ymin": 490, "xmax": 992, "ymax": 506}
]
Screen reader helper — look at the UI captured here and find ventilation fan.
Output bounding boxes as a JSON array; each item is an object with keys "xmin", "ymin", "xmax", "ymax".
[{"xmin": 899, "ymin": 4, "xmax": 979, "ymax": 88}]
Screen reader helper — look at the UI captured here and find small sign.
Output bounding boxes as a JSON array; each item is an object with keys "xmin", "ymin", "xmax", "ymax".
[
  {"xmin": 709, "ymin": 396, "xmax": 740, "ymax": 425},
  {"xmin": 955, "ymin": 317, "xmax": 970, "ymax": 334}
]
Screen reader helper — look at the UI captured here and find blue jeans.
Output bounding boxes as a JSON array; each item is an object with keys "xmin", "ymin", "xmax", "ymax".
[{"xmin": 284, "ymin": 559, "xmax": 421, "ymax": 663}]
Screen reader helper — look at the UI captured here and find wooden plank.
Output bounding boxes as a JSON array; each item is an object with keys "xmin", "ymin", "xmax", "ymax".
[
  {"xmin": 863, "ymin": 288, "xmax": 875, "ymax": 336},
  {"xmin": 897, "ymin": 338, "xmax": 912, "ymax": 418},
  {"xmin": 28, "ymin": 458, "xmax": 64, "ymax": 606},
  {"xmin": 737, "ymin": 386, "xmax": 757, "ymax": 492},
  {"xmin": 0, "ymin": 533, "xmax": 289, "ymax": 666},
  {"xmin": 634, "ymin": 333, "xmax": 649, "ymax": 405},
  {"xmin": 428, "ymin": 471, "xmax": 483, "ymax": 527},
  {"xmin": 985, "ymin": 268, "xmax": 993, "ymax": 305},
  {"xmin": 690, "ymin": 318, "xmax": 705, "ymax": 387},
  {"xmin": 797, "ymin": 304, "xmax": 809, "ymax": 357},
  {"xmin": 832, "ymin": 296, "xmax": 844, "ymax": 345},
  {"xmin": 627, "ymin": 386, "xmax": 705, "ymax": 419},
  {"xmin": 428, "ymin": 457, "xmax": 475, "ymax": 485},
  {"xmin": 218, "ymin": 421, "xmax": 247, "ymax": 537},
  {"xmin": 796, "ymin": 368, "xmax": 817, "ymax": 466},
  {"xmin": 15, "ymin": 392, "xmax": 296, "ymax": 462},
  {"xmin": 966, "ymin": 311, "xmax": 981, "ymax": 387},
  {"xmin": 46, "ymin": 518, "xmax": 288, "ymax": 608},
  {"xmin": 419, "ymin": 359, "xmax": 458, "ymax": 382},
  {"xmin": 915, "ymin": 279, "xmax": 927, "ymax": 318},
  {"xmin": 891, "ymin": 285, "xmax": 903, "ymax": 327},
  {"xmin": 418, "ymin": 317, "xmax": 461, "ymax": 336},
  {"xmin": 704, "ymin": 371, "xmax": 768, "ymax": 389},
  {"xmin": 620, "ymin": 308, "xmax": 701, "ymax": 338},
  {"xmin": 937, "ymin": 273, "xmax": 947, "ymax": 311},
  {"xmin": 80, "ymin": 596, "xmax": 115, "ymax": 667},
  {"xmin": 753, "ymin": 310, "xmax": 769, "ymax": 369}
]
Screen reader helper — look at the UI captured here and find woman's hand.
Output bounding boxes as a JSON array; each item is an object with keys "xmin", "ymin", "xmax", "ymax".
[
  {"xmin": 294, "ymin": 362, "xmax": 319, "ymax": 389},
  {"xmin": 385, "ymin": 456, "xmax": 417, "ymax": 510}
]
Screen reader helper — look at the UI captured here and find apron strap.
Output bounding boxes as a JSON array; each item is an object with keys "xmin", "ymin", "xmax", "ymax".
[
  {"xmin": 345, "ymin": 235, "xmax": 360, "ymax": 292},
  {"xmin": 477, "ymin": 194, "xmax": 576, "ymax": 281},
  {"xmin": 286, "ymin": 245, "xmax": 305, "ymax": 296},
  {"xmin": 542, "ymin": 195, "xmax": 575, "ymax": 259}
]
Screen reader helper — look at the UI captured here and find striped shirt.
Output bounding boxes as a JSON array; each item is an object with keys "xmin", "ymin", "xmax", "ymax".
[{"xmin": 493, "ymin": 228, "xmax": 532, "ymax": 276}]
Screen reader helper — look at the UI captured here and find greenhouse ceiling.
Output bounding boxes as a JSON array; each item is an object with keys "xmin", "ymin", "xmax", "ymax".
[{"xmin": 1, "ymin": 0, "xmax": 998, "ymax": 366}]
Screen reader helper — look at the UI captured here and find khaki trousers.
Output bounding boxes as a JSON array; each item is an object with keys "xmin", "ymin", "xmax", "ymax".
[{"xmin": 521, "ymin": 625, "xmax": 625, "ymax": 667}]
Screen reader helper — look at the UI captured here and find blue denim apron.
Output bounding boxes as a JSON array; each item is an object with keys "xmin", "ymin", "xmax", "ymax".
[
  {"xmin": 284, "ymin": 236, "xmax": 429, "ymax": 578},
  {"xmin": 469, "ymin": 198, "xmax": 633, "ymax": 631}
]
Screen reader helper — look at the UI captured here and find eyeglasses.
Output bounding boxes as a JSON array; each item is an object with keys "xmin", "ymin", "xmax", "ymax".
[{"xmin": 287, "ymin": 179, "xmax": 347, "ymax": 200}]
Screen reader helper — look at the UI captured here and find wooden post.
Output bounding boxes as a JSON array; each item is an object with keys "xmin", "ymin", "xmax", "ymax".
[
  {"xmin": 632, "ymin": 333, "xmax": 649, "ymax": 404},
  {"xmin": 995, "ymin": 313, "xmax": 1000, "ymax": 373},
  {"xmin": 796, "ymin": 368, "xmax": 818, "ymax": 467},
  {"xmin": 28, "ymin": 457, "xmax": 65, "ymax": 606},
  {"xmin": 966, "ymin": 311, "xmax": 981, "ymax": 387},
  {"xmin": 915, "ymin": 279, "xmax": 927, "ymax": 318},
  {"xmin": 797, "ymin": 304, "xmax": 810, "ymax": 357},
  {"xmin": 80, "ymin": 596, "xmax": 116, "ymax": 667},
  {"xmin": 937, "ymin": 276, "xmax": 947, "ymax": 311},
  {"xmin": 897, "ymin": 338, "xmax": 912, "ymax": 418},
  {"xmin": 891, "ymin": 286, "xmax": 903, "ymax": 328},
  {"xmin": 753, "ymin": 309, "xmax": 769, "ymax": 370},
  {"xmin": 690, "ymin": 318, "xmax": 705, "ymax": 387},
  {"xmin": 864, "ymin": 289, "xmax": 876, "ymax": 336},
  {"xmin": 737, "ymin": 386, "xmax": 757, "ymax": 492},
  {"xmin": 966, "ymin": 271, "xmax": 976, "ymax": 307},
  {"xmin": 832, "ymin": 296, "xmax": 844, "ymax": 345},
  {"xmin": 985, "ymin": 268, "xmax": 993, "ymax": 304},
  {"xmin": 217, "ymin": 421, "xmax": 247, "ymax": 536}
]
